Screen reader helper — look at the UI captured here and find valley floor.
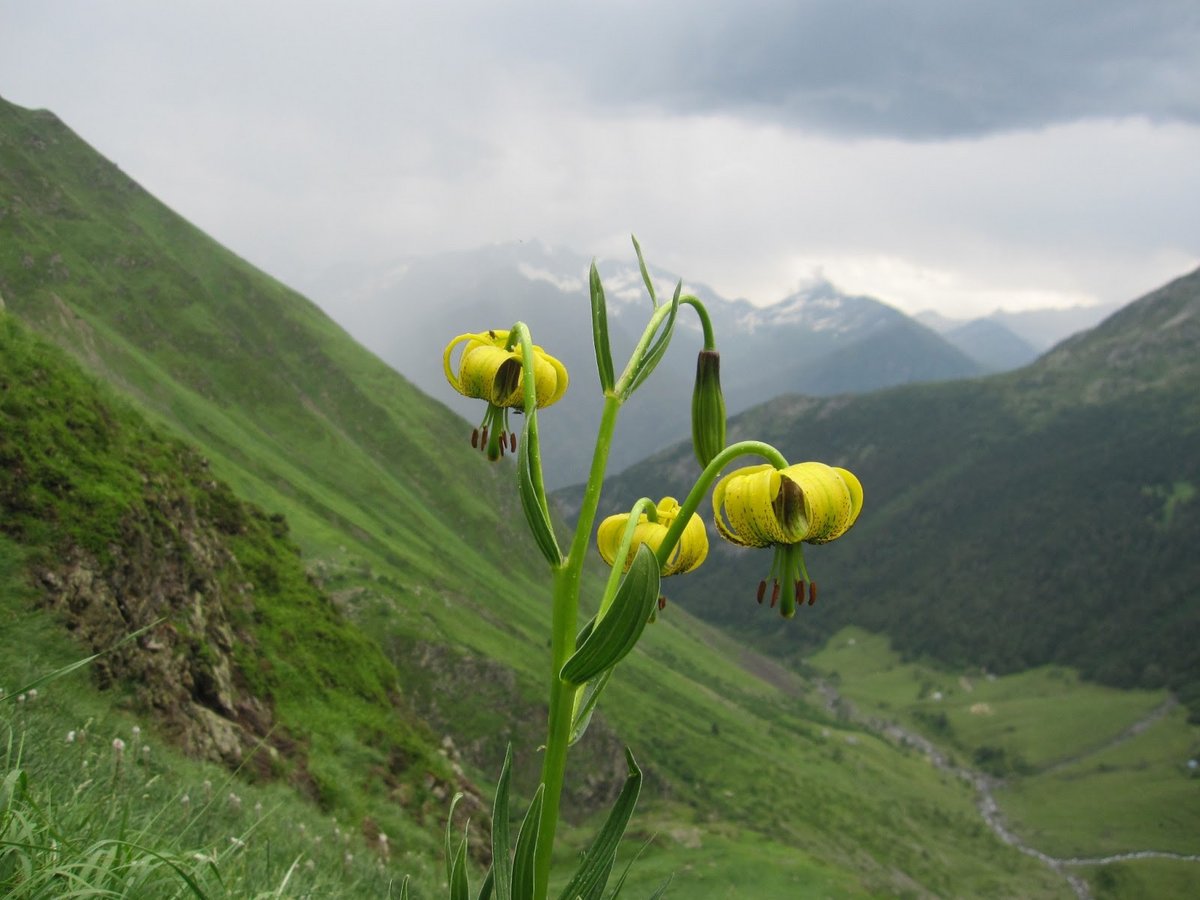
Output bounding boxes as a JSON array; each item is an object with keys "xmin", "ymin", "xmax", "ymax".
[{"xmin": 807, "ymin": 627, "xmax": 1200, "ymax": 900}]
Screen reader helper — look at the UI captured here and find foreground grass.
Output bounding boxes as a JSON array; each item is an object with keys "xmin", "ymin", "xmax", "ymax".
[
  {"xmin": 809, "ymin": 626, "xmax": 1200, "ymax": 899},
  {"xmin": 0, "ymin": 539, "xmax": 440, "ymax": 898}
]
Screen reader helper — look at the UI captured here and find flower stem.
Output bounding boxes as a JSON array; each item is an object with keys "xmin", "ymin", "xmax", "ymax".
[
  {"xmin": 534, "ymin": 391, "xmax": 622, "ymax": 900},
  {"xmin": 653, "ymin": 440, "xmax": 788, "ymax": 571}
]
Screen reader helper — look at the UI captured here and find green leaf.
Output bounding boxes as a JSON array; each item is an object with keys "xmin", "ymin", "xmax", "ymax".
[
  {"xmin": 631, "ymin": 235, "xmax": 657, "ymax": 308},
  {"xmin": 511, "ymin": 784, "xmax": 545, "ymax": 900},
  {"xmin": 624, "ymin": 281, "xmax": 681, "ymax": 398},
  {"xmin": 517, "ymin": 409, "xmax": 562, "ymax": 566},
  {"xmin": 478, "ymin": 868, "xmax": 495, "ymax": 900},
  {"xmin": 560, "ymin": 546, "xmax": 660, "ymax": 686},
  {"xmin": 568, "ymin": 668, "xmax": 613, "ymax": 746},
  {"xmin": 604, "ymin": 834, "xmax": 657, "ymax": 898},
  {"xmin": 589, "ymin": 262, "xmax": 615, "ymax": 393},
  {"xmin": 446, "ymin": 792, "xmax": 464, "ymax": 888},
  {"xmin": 645, "ymin": 877, "xmax": 674, "ymax": 899},
  {"xmin": 450, "ymin": 832, "xmax": 471, "ymax": 900},
  {"xmin": 490, "ymin": 746, "xmax": 514, "ymax": 900},
  {"xmin": 555, "ymin": 749, "xmax": 643, "ymax": 900}
]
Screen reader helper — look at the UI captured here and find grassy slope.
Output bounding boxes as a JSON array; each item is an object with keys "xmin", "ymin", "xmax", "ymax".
[
  {"xmin": 0, "ymin": 96, "xmax": 1070, "ymax": 895},
  {"xmin": 810, "ymin": 625, "xmax": 1200, "ymax": 898}
]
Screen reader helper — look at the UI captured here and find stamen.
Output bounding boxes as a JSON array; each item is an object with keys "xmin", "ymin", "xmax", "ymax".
[
  {"xmin": 657, "ymin": 595, "xmax": 667, "ymax": 611},
  {"xmin": 756, "ymin": 580, "xmax": 766, "ymax": 604},
  {"xmin": 481, "ymin": 425, "xmax": 489, "ymax": 446},
  {"xmin": 795, "ymin": 580, "xmax": 803, "ymax": 605},
  {"xmin": 509, "ymin": 431, "xmax": 517, "ymax": 452},
  {"xmin": 471, "ymin": 428, "xmax": 479, "ymax": 448},
  {"xmin": 770, "ymin": 581, "xmax": 780, "ymax": 608},
  {"xmin": 809, "ymin": 582, "xmax": 818, "ymax": 606}
]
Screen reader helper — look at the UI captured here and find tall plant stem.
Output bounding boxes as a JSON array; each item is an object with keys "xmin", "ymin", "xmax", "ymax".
[{"xmin": 534, "ymin": 391, "xmax": 622, "ymax": 900}]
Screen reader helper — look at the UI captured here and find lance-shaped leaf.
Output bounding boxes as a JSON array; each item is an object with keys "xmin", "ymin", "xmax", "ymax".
[
  {"xmin": 517, "ymin": 408, "xmax": 562, "ymax": 566},
  {"xmin": 568, "ymin": 668, "xmax": 613, "ymax": 746},
  {"xmin": 489, "ymin": 746, "xmax": 514, "ymax": 900},
  {"xmin": 631, "ymin": 234, "xmax": 658, "ymax": 308},
  {"xmin": 555, "ymin": 749, "xmax": 643, "ymax": 900},
  {"xmin": 623, "ymin": 281, "xmax": 681, "ymax": 399},
  {"xmin": 560, "ymin": 546, "xmax": 659, "ymax": 686},
  {"xmin": 511, "ymin": 784, "xmax": 544, "ymax": 900},
  {"xmin": 589, "ymin": 262, "xmax": 615, "ymax": 393}
]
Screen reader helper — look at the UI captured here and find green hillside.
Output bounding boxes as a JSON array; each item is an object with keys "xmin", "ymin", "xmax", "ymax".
[
  {"xmin": 593, "ymin": 267, "xmax": 1200, "ymax": 714},
  {"xmin": 1, "ymin": 95, "xmax": 1078, "ymax": 895}
]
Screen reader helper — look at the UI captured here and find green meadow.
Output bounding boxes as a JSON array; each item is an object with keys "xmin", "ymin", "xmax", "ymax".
[{"xmin": 809, "ymin": 625, "xmax": 1200, "ymax": 898}]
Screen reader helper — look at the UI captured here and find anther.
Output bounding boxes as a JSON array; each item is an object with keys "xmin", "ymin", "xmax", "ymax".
[
  {"xmin": 756, "ymin": 580, "xmax": 766, "ymax": 604},
  {"xmin": 509, "ymin": 432, "xmax": 517, "ymax": 452},
  {"xmin": 471, "ymin": 428, "xmax": 479, "ymax": 449},
  {"xmin": 795, "ymin": 581, "xmax": 803, "ymax": 605},
  {"xmin": 657, "ymin": 595, "xmax": 667, "ymax": 611},
  {"xmin": 770, "ymin": 581, "xmax": 780, "ymax": 608},
  {"xmin": 809, "ymin": 582, "xmax": 818, "ymax": 606},
  {"xmin": 481, "ymin": 425, "xmax": 489, "ymax": 446}
]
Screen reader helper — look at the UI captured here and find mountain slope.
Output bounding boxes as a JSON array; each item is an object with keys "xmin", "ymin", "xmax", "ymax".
[
  {"xmin": 0, "ymin": 309, "xmax": 454, "ymax": 831},
  {"xmin": 307, "ymin": 246, "xmax": 981, "ymax": 487},
  {"xmin": 590, "ymin": 268, "xmax": 1200, "ymax": 712},
  {"xmin": 0, "ymin": 95, "xmax": 1074, "ymax": 896}
]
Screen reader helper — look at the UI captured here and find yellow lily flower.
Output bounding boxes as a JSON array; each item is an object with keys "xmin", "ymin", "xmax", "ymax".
[
  {"xmin": 597, "ymin": 497, "xmax": 708, "ymax": 610},
  {"xmin": 712, "ymin": 462, "xmax": 863, "ymax": 616},
  {"xmin": 443, "ymin": 329, "xmax": 568, "ymax": 460}
]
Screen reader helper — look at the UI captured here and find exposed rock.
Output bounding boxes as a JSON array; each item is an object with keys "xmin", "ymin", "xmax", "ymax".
[{"xmin": 33, "ymin": 490, "xmax": 278, "ymax": 771}]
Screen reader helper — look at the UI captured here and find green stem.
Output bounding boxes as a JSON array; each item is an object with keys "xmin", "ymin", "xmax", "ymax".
[
  {"xmin": 680, "ymin": 295, "xmax": 716, "ymax": 350},
  {"xmin": 534, "ymin": 391, "xmax": 622, "ymax": 900},
  {"xmin": 654, "ymin": 441, "xmax": 788, "ymax": 571}
]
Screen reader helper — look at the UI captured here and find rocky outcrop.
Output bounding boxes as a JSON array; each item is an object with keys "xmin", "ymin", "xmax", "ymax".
[{"xmin": 32, "ymin": 478, "xmax": 279, "ymax": 771}]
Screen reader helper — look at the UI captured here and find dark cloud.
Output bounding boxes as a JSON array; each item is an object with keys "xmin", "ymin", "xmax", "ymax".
[{"xmin": 489, "ymin": 0, "xmax": 1200, "ymax": 138}]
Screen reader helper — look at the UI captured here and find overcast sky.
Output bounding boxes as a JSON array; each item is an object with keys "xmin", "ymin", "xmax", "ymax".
[{"xmin": 3, "ymin": 0, "xmax": 1198, "ymax": 317}]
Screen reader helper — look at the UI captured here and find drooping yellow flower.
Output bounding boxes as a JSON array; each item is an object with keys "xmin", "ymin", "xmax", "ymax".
[
  {"xmin": 443, "ymin": 329, "xmax": 568, "ymax": 459},
  {"xmin": 712, "ymin": 462, "xmax": 863, "ymax": 616},
  {"xmin": 597, "ymin": 497, "xmax": 708, "ymax": 580}
]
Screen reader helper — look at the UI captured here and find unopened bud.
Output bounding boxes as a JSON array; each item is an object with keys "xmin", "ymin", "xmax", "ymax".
[{"xmin": 691, "ymin": 350, "xmax": 726, "ymax": 468}]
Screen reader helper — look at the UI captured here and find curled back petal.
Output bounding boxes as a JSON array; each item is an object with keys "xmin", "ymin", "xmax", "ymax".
[
  {"xmin": 443, "ymin": 332, "xmax": 490, "ymax": 396},
  {"xmin": 662, "ymin": 509, "xmax": 709, "ymax": 575},
  {"xmin": 833, "ymin": 466, "xmax": 864, "ymax": 533},
  {"xmin": 533, "ymin": 346, "xmax": 570, "ymax": 408},
  {"xmin": 713, "ymin": 465, "xmax": 775, "ymax": 547},
  {"xmin": 783, "ymin": 462, "xmax": 854, "ymax": 544},
  {"xmin": 596, "ymin": 513, "xmax": 631, "ymax": 568}
]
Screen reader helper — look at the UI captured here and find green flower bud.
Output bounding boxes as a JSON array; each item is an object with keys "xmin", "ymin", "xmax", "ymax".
[{"xmin": 691, "ymin": 349, "xmax": 726, "ymax": 468}]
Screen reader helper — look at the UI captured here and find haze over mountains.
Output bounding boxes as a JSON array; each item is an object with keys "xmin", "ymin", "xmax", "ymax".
[
  {"xmin": 589, "ymin": 267, "xmax": 1200, "ymax": 714},
  {"xmin": 305, "ymin": 243, "xmax": 1090, "ymax": 488}
]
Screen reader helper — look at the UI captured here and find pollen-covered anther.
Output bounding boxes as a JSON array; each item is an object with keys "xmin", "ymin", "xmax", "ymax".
[
  {"xmin": 809, "ymin": 582, "xmax": 818, "ymax": 606},
  {"xmin": 770, "ymin": 581, "xmax": 780, "ymax": 609},
  {"xmin": 471, "ymin": 428, "xmax": 480, "ymax": 449},
  {"xmin": 509, "ymin": 431, "xmax": 517, "ymax": 452},
  {"xmin": 657, "ymin": 595, "xmax": 667, "ymax": 611},
  {"xmin": 756, "ymin": 580, "xmax": 767, "ymax": 605}
]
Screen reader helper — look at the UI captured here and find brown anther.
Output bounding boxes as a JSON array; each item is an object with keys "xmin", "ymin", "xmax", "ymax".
[
  {"xmin": 481, "ymin": 425, "xmax": 489, "ymax": 446},
  {"xmin": 795, "ymin": 580, "xmax": 803, "ymax": 605},
  {"xmin": 657, "ymin": 595, "xmax": 667, "ymax": 611},
  {"xmin": 770, "ymin": 581, "xmax": 780, "ymax": 608},
  {"xmin": 509, "ymin": 431, "xmax": 517, "ymax": 452},
  {"xmin": 471, "ymin": 428, "xmax": 479, "ymax": 449},
  {"xmin": 809, "ymin": 582, "xmax": 818, "ymax": 606},
  {"xmin": 756, "ymin": 580, "xmax": 766, "ymax": 604}
]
